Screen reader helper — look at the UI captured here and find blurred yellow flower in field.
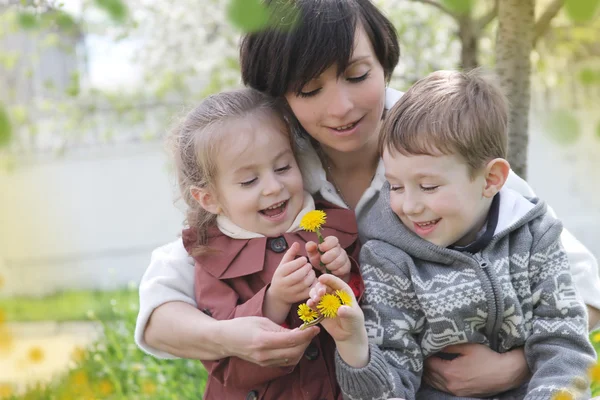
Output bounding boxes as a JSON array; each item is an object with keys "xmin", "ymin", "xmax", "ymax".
[
  {"xmin": 71, "ymin": 346, "xmax": 86, "ymax": 362},
  {"xmin": 589, "ymin": 362, "xmax": 600, "ymax": 383},
  {"xmin": 142, "ymin": 380, "xmax": 157, "ymax": 395},
  {"xmin": 98, "ymin": 379, "xmax": 114, "ymax": 396},
  {"xmin": 0, "ymin": 384, "xmax": 13, "ymax": 398},
  {"xmin": 551, "ymin": 389, "xmax": 574, "ymax": 400},
  {"xmin": 0, "ymin": 327, "xmax": 13, "ymax": 354},
  {"xmin": 27, "ymin": 346, "xmax": 45, "ymax": 363},
  {"xmin": 592, "ymin": 331, "xmax": 600, "ymax": 343},
  {"xmin": 71, "ymin": 370, "xmax": 89, "ymax": 386}
]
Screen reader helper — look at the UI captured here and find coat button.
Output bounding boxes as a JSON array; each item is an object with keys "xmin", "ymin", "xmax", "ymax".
[
  {"xmin": 269, "ymin": 236, "xmax": 287, "ymax": 253},
  {"xmin": 304, "ymin": 344, "xmax": 320, "ymax": 361},
  {"xmin": 201, "ymin": 308, "xmax": 212, "ymax": 317},
  {"xmin": 246, "ymin": 390, "xmax": 259, "ymax": 400}
]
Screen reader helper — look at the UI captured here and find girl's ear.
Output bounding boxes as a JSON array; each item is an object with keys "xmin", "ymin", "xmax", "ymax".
[
  {"xmin": 482, "ymin": 158, "xmax": 511, "ymax": 198},
  {"xmin": 190, "ymin": 186, "xmax": 222, "ymax": 215}
]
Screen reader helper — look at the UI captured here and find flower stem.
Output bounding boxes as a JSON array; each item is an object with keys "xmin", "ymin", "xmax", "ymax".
[
  {"xmin": 316, "ymin": 230, "xmax": 331, "ymax": 274},
  {"xmin": 300, "ymin": 315, "xmax": 325, "ymax": 330}
]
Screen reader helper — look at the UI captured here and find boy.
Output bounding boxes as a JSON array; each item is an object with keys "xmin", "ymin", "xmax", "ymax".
[{"xmin": 309, "ymin": 69, "xmax": 597, "ymax": 400}]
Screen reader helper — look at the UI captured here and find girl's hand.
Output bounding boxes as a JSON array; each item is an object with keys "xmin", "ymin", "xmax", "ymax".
[
  {"xmin": 269, "ymin": 242, "xmax": 316, "ymax": 305},
  {"xmin": 306, "ymin": 236, "xmax": 351, "ymax": 281},
  {"xmin": 307, "ymin": 274, "xmax": 365, "ymax": 343}
]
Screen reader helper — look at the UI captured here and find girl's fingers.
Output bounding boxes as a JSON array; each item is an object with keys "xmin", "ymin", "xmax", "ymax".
[
  {"xmin": 324, "ymin": 251, "xmax": 348, "ymax": 272},
  {"xmin": 318, "ymin": 236, "xmax": 339, "ymax": 252},
  {"xmin": 319, "ymin": 245, "xmax": 341, "ymax": 265},
  {"xmin": 283, "ymin": 262, "xmax": 315, "ymax": 287}
]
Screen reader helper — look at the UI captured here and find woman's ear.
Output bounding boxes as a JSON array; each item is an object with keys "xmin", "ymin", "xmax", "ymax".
[
  {"xmin": 482, "ymin": 158, "xmax": 511, "ymax": 198},
  {"xmin": 190, "ymin": 186, "xmax": 222, "ymax": 215}
]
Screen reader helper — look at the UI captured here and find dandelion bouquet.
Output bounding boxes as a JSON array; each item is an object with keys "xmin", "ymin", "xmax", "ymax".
[{"xmin": 297, "ymin": 210, "xmax": 351, "ymax": 329}]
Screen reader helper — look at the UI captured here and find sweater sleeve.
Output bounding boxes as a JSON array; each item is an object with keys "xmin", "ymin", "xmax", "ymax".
[
  {"xmin": 195, "ymin": 266, "xmax": 293, "ymax": 389},
  {"xmin": 335, "ymin": 242, "xmax": 424, "ymax": 400},
  {"xmin": 134, "ymin": 238, "xmax": 197, "ymax": 359},
  {"xmin": 505, "ymin": 170, "xmax": 600, "ymax": 311},
  {"xmin": 524, "ymin": 221, "xmax": 597, "ymax": 400}
]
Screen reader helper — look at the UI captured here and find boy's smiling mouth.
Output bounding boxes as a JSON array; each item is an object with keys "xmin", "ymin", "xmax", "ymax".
[{"xmin": 412, "ymin": 218, "xmax": 441, "ymax": 236}]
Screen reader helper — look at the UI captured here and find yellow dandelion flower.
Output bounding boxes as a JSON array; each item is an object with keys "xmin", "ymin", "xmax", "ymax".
[
  {"xmin": 299, "ymin": 210, "xmax": 327, "ymax": 233},
  {"xmin": 142, "ymin": 381, "xmax": 157, "ymax": 395},
  {"xmin": 0, "ymin": 326, "xmax": 12, "ymax": 354},
  {"xmin": 589, "ymin": 362, "xmax": 600, "ymax": 383},
  {"xmin": 71, "ymin": 370, "xmax": 89, "ymax": 387},
  {"xmin": 27, "ymin": 346, "xmax": 45, "ymax": 363},
  {"xmin": 297, "ymin": 303, "xmax": 318, "ymax": 323},
  {"xmin": 551, "ymin": 389, "xmax": 574, "ymax": 400},
  {"xmin": 317, "ymin": 293, "xmax": 341, "ymax": 318},
  {"xmin": 335, "ymin": 290, "xmax": 352, "ymax": 306},
  {"xmin": 98, "ymin": 379, "xmax": 114, "ymax": 395},
  {"xmin": 71, "ymin": 346, "xmax": 86, "ymax": 362},
  {"xmin": 0, "ymin": 384, "xmax": 13, "ymax": 398},
  {"xmin": 592, "ymin": 331, "xmax": 600, "ymax": 343}
]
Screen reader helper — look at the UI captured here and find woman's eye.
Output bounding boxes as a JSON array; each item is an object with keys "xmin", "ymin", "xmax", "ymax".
[
  {"xmin": 240, "ymin": 178, "xmax": 257, "ymax": 187},
  {"xmin": 297, "ymin": 88, "xmax": 321, "ymax": 98},
  {"xmin": 347, "ymin": 71, "xmax": 370, "ymax": 83},
  {"xmin": 275, "ymin": 165, "xmax": 291, "ymax": 173},
  {"xmin": 421, "ymin": 185, "xmax": 439, "ymax": 192},
  {"xmin": 389, "ymin": 185, "xmax": 404, "ymax": 192}
]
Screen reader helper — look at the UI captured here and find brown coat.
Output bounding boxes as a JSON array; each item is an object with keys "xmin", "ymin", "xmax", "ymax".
[{"xmin": 182, "ymin": 200, "xmax": 362, "ymax": 400}]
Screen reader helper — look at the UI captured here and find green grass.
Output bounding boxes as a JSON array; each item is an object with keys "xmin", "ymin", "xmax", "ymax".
[{"xmin": 0, "ymin": 289, "xmax": 139, "ymax": 322}]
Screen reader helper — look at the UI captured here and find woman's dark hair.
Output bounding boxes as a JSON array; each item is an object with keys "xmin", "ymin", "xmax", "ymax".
[{"xmin": 240, "ymin": 0, "xmax": 400, "ymax": 97}]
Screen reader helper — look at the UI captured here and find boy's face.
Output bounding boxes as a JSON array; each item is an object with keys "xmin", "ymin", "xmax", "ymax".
[{"xmin": 383, "ymin": 148, "xmax": 492, "ymax": 248}]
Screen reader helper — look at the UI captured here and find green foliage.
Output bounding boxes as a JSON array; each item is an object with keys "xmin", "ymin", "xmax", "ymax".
[
  {"xmin": 544, "ymin": 110, "xmax": 582, "ymax": 145},
  {"xmin": 16, "ymin": 12, "xmax": 38, "ymax": 30},
  {"xmin": 94, "ymin": 0, "xmax": 129, "ymax": 24},
  {"xmin": 42, "ymin": 10, "xmax": 79, "ymax": 35},
  {"xmin": 65, "ymin": 72, "xmax": 81, "ymax": 97},
  {"xmin": 8, "ymin": 302, "xmax": 208, "ymax": 399},
  {"xmin": 578, "ymin": 68, "xmax": 600, "ymax": 85},
  {"xmin": 0, "ymin": 104, "xmax": 13, "ymax": 148},
  {"xmin": 564, "ymin": 0, "xmax": 600, "ymax": 23},
  {"xmin": 441, "ymin": 0, "xmax": 473, "ymax": 15},
  {"xmin": 0, "ymin": 288, "xmax": 138, "ymax": 322},
  {"xmin": 226, "ymin": 0, "xmax": 271, "ymax": 32}
]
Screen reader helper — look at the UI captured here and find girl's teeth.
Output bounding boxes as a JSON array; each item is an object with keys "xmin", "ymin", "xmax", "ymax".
[{"xmin": 266, "ymin": 201, "xmax": 285, "ymax": 210}]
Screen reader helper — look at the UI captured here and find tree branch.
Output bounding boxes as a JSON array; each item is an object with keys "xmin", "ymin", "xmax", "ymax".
[
  {"xmin": 533, "ymin": 0, "xmax": 564, "ymax": 45},
  {"xmin": 474, "ymin": 0, "xmax": 498, "ymax": 34},
  {"xmin": 408, "ymin": 0, "xmax": 458, "ymax": 20}
]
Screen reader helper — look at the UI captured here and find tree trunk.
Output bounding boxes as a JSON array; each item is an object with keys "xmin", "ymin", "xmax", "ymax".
[
  {"xmin": 495, "ymin": 0, "xmax": 534, "ymax": 179},
  {"xmin": 458, "ymin": 16, "xmax": 479, "ymax": 71}
]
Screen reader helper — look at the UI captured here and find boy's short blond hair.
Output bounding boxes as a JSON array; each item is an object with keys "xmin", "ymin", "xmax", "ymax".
[{"xmin": 380, "ymin": 69, "xmax": 508, "ymax": 177}]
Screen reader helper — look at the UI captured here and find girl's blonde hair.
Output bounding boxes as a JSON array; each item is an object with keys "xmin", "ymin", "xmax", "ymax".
[{"xmin": 167, "ymin": 88, "xmax": 291, "ymax": 255}]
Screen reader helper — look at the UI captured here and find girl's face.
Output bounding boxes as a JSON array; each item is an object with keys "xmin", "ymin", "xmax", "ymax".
[
  {"xmin": 206, "ymin": 113, "xmax": 305, "ymax": 237},
  {"xmin": 284, "ymin": 25, "xmax": 387, "ymax": 155}
]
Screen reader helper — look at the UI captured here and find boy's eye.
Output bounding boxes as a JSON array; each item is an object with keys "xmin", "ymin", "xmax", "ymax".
[
  {"xmin": 421, "ymin": 185, "xmax": 439, "ymax": 192},
  {"xmin": 240, "ymin": 178, "xmax": 257, "ymax": 187},
  {"xmin": 275, "ymin": 165, "xmax": 291, "ymax": 173}
]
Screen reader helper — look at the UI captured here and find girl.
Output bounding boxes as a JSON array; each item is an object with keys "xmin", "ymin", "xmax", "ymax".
[
  {"xmin": 168, "ymin": 88, "xmax": 362, "ymax": 399},
  {"xmin": 136, "ymin": 0, "xmax": 600, "ymax": 397}
]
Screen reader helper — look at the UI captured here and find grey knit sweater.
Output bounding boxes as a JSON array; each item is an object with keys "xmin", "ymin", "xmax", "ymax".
[{"xmin": 336, "ymin": 185, "xmax": 596, "ymax": 400}]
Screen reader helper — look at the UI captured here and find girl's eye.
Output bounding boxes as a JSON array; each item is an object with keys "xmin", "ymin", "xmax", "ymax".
[
  {"xmin": 347, "ymin": 71, "xmax": 370, "ymax": 83},
  {"xmin": 275, "ymin": 165, "xmax": 291, "ymax": 173},
  {"xmin": 240, "ymin": 178, "xmax": 257, "ymax": 187},
  {"xmin": 421, "ymin": 185, "xmax": 439, "ymax": 192}
]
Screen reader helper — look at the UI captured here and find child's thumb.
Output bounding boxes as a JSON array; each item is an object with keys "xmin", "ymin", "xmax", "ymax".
[{"xmin": 280, "ymin": 241, "xmax": 300, "ymax": 263}]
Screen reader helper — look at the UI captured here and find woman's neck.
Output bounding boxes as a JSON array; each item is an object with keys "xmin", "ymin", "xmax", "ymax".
[{"xmin": 321, "ymin": 138, "xmax": 379, "ymax": 175}]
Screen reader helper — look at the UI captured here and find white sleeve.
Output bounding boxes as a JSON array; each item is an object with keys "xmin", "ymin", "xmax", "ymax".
[
  {"xmin": 134, "ymin": 238, "xmax": 197, "ymax": 359},
  {"xmin": 505, "ymin": 170, "xmax": 600, "ymax": 310}
]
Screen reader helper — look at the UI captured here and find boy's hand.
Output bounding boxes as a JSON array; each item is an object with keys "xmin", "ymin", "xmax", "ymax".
[
  {"xmin": 307, "ymin": 274, "xmax": 365, "ymax": 343},
  {"xmin": 269, "ymin": 242, "xmax": 316, "ymax": 305},
  {"xmin": 305, "ymin": 236, "xmax": 351, "ymax": 281}
]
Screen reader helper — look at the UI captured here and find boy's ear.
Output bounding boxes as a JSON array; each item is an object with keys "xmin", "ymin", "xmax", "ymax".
[
  {"xmin": 190, "ymin": 186, "xmax": 222, "ymax": 215},
  {"xmin": 482, "ymin": 158, "xmax": 510, "ymax": 198}
]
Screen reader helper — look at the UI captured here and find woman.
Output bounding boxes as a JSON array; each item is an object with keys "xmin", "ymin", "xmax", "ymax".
[{"xmin": 136, "ymin": 0, "xmax": 600, "ymax": 397}]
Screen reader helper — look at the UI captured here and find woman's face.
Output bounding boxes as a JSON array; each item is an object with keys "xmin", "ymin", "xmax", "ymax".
[{"xmin": 284, "ymin": 25, "xmax": 387, "ymax": 154}]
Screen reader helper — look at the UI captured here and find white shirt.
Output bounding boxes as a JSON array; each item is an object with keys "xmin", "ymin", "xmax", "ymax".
[{"xmin": 135, "ymin": 87, "xmax": 600, "ymax": 358}]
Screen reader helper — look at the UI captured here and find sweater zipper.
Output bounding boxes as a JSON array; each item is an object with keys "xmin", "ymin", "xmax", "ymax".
[{"xmin": 472, "ymin": 253, "xmax": 501, "ymax": 352}]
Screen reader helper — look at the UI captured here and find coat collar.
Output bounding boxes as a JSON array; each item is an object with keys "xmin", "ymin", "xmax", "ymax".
[{"xmin": 182, "ymin": 200, "xmax": 358, "ymax": 279}]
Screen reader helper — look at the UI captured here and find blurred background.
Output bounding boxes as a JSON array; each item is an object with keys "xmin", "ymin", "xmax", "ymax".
[{"xmin": 0, "ymin": 0, "xmax": 599, "ymax": 398}]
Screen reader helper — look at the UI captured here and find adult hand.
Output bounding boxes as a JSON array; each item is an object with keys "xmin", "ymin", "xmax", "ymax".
[
  {"xmin": 219, "ymin": 316, "xmax": 320, "ymax": 367},
  {"xmin": 306, "ymin": 236, "xmax": 351, "ymax": 281},
  {"xmin": 423, "ymin": 344, "xmax": 529, "ymax": 398}
]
